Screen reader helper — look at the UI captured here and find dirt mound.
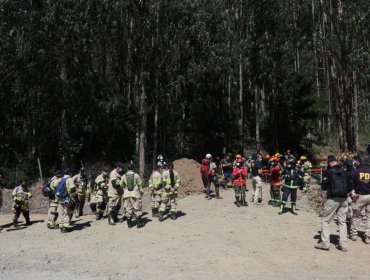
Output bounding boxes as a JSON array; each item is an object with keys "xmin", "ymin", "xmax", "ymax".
[{"xmin": 174, "ymin": 158, "xmax": 203, "ymax": 197}]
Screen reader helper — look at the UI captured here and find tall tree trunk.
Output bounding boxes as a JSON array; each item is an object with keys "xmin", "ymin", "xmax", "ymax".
[
  {"xmin": 255, "ymin": 85, "xmax": 260, "ymax": 151},
  {"xmin": 139, "ymin": 76, "xmax": 147, "ymax": 179}
]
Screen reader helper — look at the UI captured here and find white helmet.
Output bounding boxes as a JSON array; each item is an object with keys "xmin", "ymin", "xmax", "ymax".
[
  {"xmin": 157, "ymin": 154, "xmax": 163, "ymax": 161},
  {"xmin": 206, "ymin": 153, "xmax": 212, "ymax": 159}
]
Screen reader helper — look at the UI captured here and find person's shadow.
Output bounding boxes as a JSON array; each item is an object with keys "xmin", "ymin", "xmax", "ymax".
[{"xmin": 314, "ymin": 231, "xmax": 340, "ymax": 246}]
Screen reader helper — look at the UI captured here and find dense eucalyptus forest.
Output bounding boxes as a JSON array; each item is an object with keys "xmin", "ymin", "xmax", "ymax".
[{"xmin": 0, "ymin": 0, "xmax": 369, "ymax": 180}]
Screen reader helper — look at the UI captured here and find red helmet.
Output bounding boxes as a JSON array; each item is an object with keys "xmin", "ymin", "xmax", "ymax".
[{"xmin": 265, "ymin": 154, "xmax": 271, "ymax": 160}]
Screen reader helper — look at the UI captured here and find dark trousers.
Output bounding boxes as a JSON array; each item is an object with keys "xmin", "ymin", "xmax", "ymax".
[
  {"xmin": 202, "ymin": 175, "xmax": 220, "ymax": 197},
  {"xmin": 282, "ymin": 187, "xmax": 297, "ymax": 203}
]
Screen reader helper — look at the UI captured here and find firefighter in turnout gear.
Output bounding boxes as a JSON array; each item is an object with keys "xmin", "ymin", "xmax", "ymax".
[
  {"xmin": 72, "ymin": 167, "xmax": 88, "ymax": 218},
  {"xmin": 279, "ymin": 159, "xmax": 303, "ymax": 215},
  {"xmin": 149, "ymin": 164, "xmax": 163, "ymax": 218},
  {"xmin": 121, "ymin": 163, "xmax": 144, "ymax": 228},
  {"xmin": 94, "ymin": 167, "xmax": 109, "ymax": 220},
  {"xmin": 47, "ymin": 170, "xmax": 63, "ymax": 229},
  {"xmin": 59, "ymin": 168, "xmax": 77, "ymax": 233},
  {"xmin": 107, "ymin": 162, "xmax": 124, "ymax": 225},
  {"xmin": 87, "ymin": 175, "xmax": 97, "ymax": 214},
  {"xmin": 159, "ymin": 162, "xmax": 181, "ymax": 221},
  {"xmin": 299, "ymin": 156, "xmax": 312, "ymax": 192},
  {"xmin": 12, "ymin": 181, "xmax": 32, "ymax": 228}
]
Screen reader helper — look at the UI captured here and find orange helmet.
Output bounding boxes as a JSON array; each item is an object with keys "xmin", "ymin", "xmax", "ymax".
[{"xmin": 271, "ymin": 156, "xmax": 279, "ymax": 162}]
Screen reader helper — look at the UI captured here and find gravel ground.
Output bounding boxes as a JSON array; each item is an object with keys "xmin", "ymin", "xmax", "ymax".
[{"xmin": 1, "ymin": 179, "xmax": 369, "ymax": 280}]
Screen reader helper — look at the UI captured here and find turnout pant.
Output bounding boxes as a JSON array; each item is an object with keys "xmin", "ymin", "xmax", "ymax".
[
  {"xmin": 151, "ymin": 193, "xmax": 162, "ymax": 209},
  {"xmin": 60, "ymin": 205, "xmax": 74, "ymax": 228},
  {"xmin": 282, "ymin": 187, "xmax": 297, "ymax": 204},
  {"xmin": 320, "ymin": 197, "xmax": 348, "ymax": 248},
  {"xmin": 47, "ymin": 202, "xmax": 59, "ymax": 227},
  {"xmin": 108, "ymin": 196, "xmax": 122, "ymax": 215},
  {"xmin": 123, "ymin": 197, "xmax": 143, "ymax": 218},
  {"xmin": 350, "ymin": 194, "xmax": 370, "ymax": 239},
  {"xmin": 159, "ymin": 194, "xmax": 177, "ymax": 213}
]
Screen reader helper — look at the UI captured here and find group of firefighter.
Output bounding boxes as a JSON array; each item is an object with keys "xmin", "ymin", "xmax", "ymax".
[
  {"xmin": 0, "ymin": 156, "xmax": 181, "ymax": 233},
  {"xmin": 200, "ymin": 150, "xmax": 313, "ymax": 215}
]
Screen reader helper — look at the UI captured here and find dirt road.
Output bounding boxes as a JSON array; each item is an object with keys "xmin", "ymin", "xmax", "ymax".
[{"xmin": 1, "ymin": 181, "xmax": 369, "ymax": 280}]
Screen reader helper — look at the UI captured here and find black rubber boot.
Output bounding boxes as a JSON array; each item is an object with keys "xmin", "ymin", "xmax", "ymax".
[
  {"xmin": 108, "ymin": 213, "xmax": 116, "ymax": 225},
  {"xmin": 137, "ymin": 216, "xmax": 143, "ymax": 228},
  {"xmin": 60, "ymin": 226, "xmax": 68, "ymax": 233},
  {"xmin": 24, "ymin": 211, "xmax": 32, "ymax": 225},
  {"xmin": 90, "ymin": 203, "xmax": 97, "ymax": 215},
  {"xmin": 171, "ymin": 212, "xmax": 177, "ymax": 220},
  {"xmin": 96, "ymin": 212, "xmax": 102, "ymax": 220},
  {"xmin": 158, "ymin": 211, "xmax": 164, "ymax": 221},
  {"xmin": 13, "ymin": 219, "xmax": 20, "ymax": 229},
  {"xmin": 235, "ymin": 197, "xmax": 241, "ymax": 207},
  {"xmin": 291, "ymin": 203, "xmax": 298, "ymax": 215},
  {"xmin": 127, "ymin": 218, "xmax": 133, "ymax": 228},
  {"xmin": 152, "ymin": 208, "xmax": 158, "ymax": 217}
]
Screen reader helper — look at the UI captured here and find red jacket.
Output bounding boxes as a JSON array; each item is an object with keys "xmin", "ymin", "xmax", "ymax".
[
  {"xmin": 232, "ymin": 166, "xmax": 247, "ymax": 187},
  {"xmin": 270, "ymin": 166, "xmax": 282, "ymax": 186}
]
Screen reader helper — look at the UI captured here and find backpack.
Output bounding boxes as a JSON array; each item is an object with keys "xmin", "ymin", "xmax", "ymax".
[
  {"xmin": 54, "ymin": 178, "xmax": 69, "ymax": 199},
  {"xmin": 330, "ymin": 169, "xmax": 348, "ymax": 197},
  {"xmin": 126, "ymin": 173, "xmax": 135, "ymax": 191},
  {"xmin": 41, "ymin": 181, "xmax": 52, "ymax": 198}
]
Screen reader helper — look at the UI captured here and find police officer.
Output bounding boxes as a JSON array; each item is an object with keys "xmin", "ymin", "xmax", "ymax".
[{"xmin": 349, "ymin": 156, "xmax": 370, "ymax": 244}]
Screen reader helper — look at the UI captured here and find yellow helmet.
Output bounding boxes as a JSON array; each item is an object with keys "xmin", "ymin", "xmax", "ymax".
[{"xmin": 300, "ymin": 156, "xmax": 307, "ymax": 161}]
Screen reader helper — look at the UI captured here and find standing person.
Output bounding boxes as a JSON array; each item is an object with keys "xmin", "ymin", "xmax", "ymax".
[
  {"xmin": 220, "ymin": 153, "xmax": 233, "ymax": 189},
  {"xmin": 279, "ymin": 159, "xmax": 302, "ymax": 215},
  {"xmin": 121, "ymin": 163, "xmax": 144, "ymax": 228},
  {"xmin": 58, "ymin": 168, "xmax": 77, "ymax": 233},
  {"xmin": 87, "ymin": 174, "xmax": 97, "ymax": 215},
  {"xmin": 349, "ymin": 156, "xmax": 370, "ymax": 243},
  {"xmin": 232, "ymin": 159, "xmax": 248, "ymax": 207},
  {"xmin": 94, "ymin": 167, "xmax": 109, "ymax": 220},
  {"xmin": 46, "ymin": 170, "xmax": 63, "ymax": 229},
  {"xmin": 315, "ymin": 155, "xmax": 353, "ymax": 252},
  {"xmin": 200, "ymin": 157, "xmax": 212, "ymax": 199},
  {"xmin": 107, "ymin": 162, "xmax": 124, "ymax": 225},
  {"xmin": 73, "ymin": 167, "xmax": 88, "ymax": 218},
  {"xmin": 299, "ymin": 156, "xmax": 312, "ymax": 192},
  {"xmin": 251, "ymin": 155, "xmax": 263, "ymax": 204},
  {"xmin": 269, "ymin": 157, "xmax": 282, "ymax": 207},
  {"xmin": 159, "ymin": 162, "xmax": 181, "ymax": 220},
  {"xmin": 149, "ymin": 164, "xmax": 163, "ymax": 218},
  {"xmin": 12, "ymin": 181, "xmax": 32, "ymax": 228}
]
